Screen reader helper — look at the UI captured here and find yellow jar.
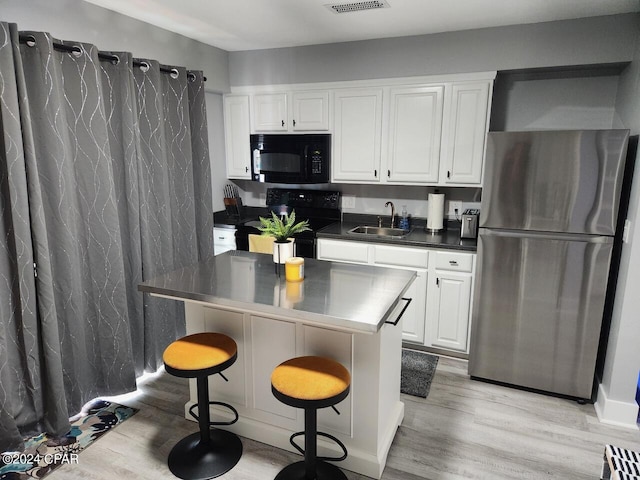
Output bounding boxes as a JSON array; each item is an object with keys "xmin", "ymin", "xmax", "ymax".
[{"xmin": 285, "ymin": 257, "xmax": 304, "ymax": 282}]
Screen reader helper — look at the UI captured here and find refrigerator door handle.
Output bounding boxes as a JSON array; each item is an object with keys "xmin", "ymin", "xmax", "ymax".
[{"xmin": 479, "ymin": 228, "xmax": 613, "ymax": 244}]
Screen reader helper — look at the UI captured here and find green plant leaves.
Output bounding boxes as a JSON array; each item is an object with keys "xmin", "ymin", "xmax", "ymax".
[{"xmin": 257, "ymin": 210, "xmax": 311, "ymax": 242}]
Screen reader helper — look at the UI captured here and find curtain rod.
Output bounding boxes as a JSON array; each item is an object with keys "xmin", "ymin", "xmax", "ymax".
[{"xmin": 18, "ymin": 34, "xmax": 206, "ymax": 82}]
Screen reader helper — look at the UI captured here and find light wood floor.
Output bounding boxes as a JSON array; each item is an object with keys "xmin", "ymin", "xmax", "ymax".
[{"xmin": 47, "ymin": 356, "xmax": 640, "ymax": 480}]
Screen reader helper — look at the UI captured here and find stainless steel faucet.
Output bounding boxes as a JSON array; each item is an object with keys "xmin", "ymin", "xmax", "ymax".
[{"xmin": 385, "ymin": 201, "xmax": 395, "ymax": 228}]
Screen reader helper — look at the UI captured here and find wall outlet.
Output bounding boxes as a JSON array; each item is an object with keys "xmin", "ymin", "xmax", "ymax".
[
  {"xmin": 447, "ymin": 200, "xmax": 463, "ymax": 217},
  {"xmin": 342, "ymin": 194, "xmax": 356, "ymax": 209}
]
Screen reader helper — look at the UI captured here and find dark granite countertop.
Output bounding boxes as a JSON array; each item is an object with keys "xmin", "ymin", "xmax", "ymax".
[
  {"xmin": 214, "ymin": 209, "xmax": 477, "ymax": 252},
  {"xmin": 317, "ymin": 215, "xmax": 477, "ymax": 252},
  {"xmin": 213, "ymin": 207, "xmax": 267, "ymax": 228}
]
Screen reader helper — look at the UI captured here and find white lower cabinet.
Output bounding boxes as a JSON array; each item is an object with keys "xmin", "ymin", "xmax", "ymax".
[
  {"xmin": 428, "ymin": 271, "xmax": 472, "ymax": 351},
  {"xmin": 213, "ymin": 227, "xmax": 236, "ymax": 255},
  {"xmin": 426, "ymin": 250, "xmax": 475, "ymax": 353},
  {"xmin": 317, "ymin": 238, "xmax": 476, "ymax": 354},
  {"xmin": 317, "ymin": 239, "xmax": 428, "ymax": 344},
  {"xmin": 395, "ymin": 269, "xmax": 427, "ymax": 344}
]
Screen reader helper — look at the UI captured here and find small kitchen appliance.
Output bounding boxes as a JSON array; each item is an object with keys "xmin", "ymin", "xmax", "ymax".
[
  {"xmin": 250, "ymin": 134, "xmax": 330, "ymax": 184},
  {"xmin": 460, "ymin": 209, "xmax": 479, "ymax": 239}
]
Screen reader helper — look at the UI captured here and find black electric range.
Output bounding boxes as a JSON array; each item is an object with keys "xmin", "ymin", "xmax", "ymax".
[{"xmin": 235, "ymin": 188, "xmax": 341, "ymax": 258}]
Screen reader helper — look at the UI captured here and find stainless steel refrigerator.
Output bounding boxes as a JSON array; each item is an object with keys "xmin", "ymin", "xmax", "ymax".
[{"xmin": 468, "ymin": 130, "xmax": 629, "ymax": 400}]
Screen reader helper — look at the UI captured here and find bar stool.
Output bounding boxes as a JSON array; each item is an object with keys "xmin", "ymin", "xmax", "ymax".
[
  {"xmin": 163, "ymin": 332, "xmax": 243, "ymax": 480},
  {"xmin": 271, "ymin": 356, "xmax": 351, "ymax": 480}
]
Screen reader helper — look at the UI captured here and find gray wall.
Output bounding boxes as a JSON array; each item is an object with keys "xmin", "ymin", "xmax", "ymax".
[
  {"xmin": 490, "ymin": 71, "xmax": 621, "ymax": 131},
  {"xmin": 598, "ymin": 37, "xmax": 640, "ymax": 423},
  {"xmin": 205, "ymin": 94, "xmax": 228, "ymax": 213},
  {"xmin": 230, "ymin": 14, "xmax": 638, "ymax": 86},
  {"xmin": 0, "ymin": 0, "xmax": 230, "ymax": 92}
]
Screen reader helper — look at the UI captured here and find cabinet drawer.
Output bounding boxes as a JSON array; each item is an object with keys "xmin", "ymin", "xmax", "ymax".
[
  {"xmin": 317, "ymin": 240, "xmax": 369, "ymax": 264},
  {"xmin": 373, "ymin": 245, "xmax": 428, "ymax": 269},
  {"xmin": 214, "ymin": 228, "xmax": 236, "ymax": 245},
  {"xmin": 433, "ymin": 251, "xmax": 473, "ymax": 272}
]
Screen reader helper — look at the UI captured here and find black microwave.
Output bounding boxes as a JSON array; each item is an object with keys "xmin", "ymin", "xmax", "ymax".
[{"xmin": 250, "ymin": 134, "xmax": 330, "ymax": 184}]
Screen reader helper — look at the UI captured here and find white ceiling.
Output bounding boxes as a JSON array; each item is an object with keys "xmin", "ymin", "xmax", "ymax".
[{"xmin": 81, "ymin": 0, "xmax": 640, "ymax": 52}]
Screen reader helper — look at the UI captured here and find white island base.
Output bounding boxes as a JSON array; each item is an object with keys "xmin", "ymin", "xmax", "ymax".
[{"xmin": 181, "ymin": 300, "xmax": 405, "ymax": 479}]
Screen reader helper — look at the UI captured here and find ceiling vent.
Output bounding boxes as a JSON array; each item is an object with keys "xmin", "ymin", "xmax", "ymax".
[{"xmin": 325, "ymin": 0, "xmax": 390, "ymax": 14}]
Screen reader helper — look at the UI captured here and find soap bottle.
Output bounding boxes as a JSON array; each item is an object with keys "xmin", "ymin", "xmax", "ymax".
[{"xmin": 399, "ymin": 205, "xmax": 410, "ymax": 230}]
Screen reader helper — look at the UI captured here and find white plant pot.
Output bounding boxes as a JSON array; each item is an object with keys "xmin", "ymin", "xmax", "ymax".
[{"xmin": 273, "ymin": 240, "xmax": 295, "ymax": 264}]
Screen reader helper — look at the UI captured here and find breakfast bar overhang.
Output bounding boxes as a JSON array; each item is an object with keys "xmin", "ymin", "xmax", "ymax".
[{"xmin": 139, "ymin": 251, "xmax": 416, "ymax": 479}]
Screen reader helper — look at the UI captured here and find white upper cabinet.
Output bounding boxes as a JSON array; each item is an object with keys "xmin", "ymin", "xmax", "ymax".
[
  {"xmin": 223, "ymin": 95, "xmax": 251, "ymax": 179},
  {"xmin": 252, "ymin": 93, "xmax": 288, "ymax": 132},
  {"xmin": 440, "ymin": 81, "xmax": 491, "ymax": 185},
  {"xmin": 252, "ymin": 91, "xmax": 329, "ymax": 132},
  {"xmin": 332, "ymin": 88, "xmax": 383, "ymax": 183},
  {"xmin": 225, "ymin": 73, "xmax": 495, "ymax": 185},
  {"xmin": 387, "ymin": 86, "xmax": 444, "ymax": 184},
  {"xmin": 292, "ymin": 91, "xmax": 330, "ymax": 131}
]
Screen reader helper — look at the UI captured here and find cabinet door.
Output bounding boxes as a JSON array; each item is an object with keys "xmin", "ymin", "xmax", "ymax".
[
  {"xmin": 253, "ymin": 93, "xmax": 288, "ymax": 132},
  {"xmin": 332, "ymin": 88, "xmax": 383, "ymax": 183},
  {"xmin": 213, "ymin": 227, "xmax": 236, "ymax": 255},
  {"xmin": 428, "ymin": 271, "xmax": 472, "ymax": 352},
  {"xmin": 441, "ymin": 81, "xmax": 491, "ymax": 185},
  {"xmin": 387, "ymin": 86, "xmax": 443, "ymax": 184},
  {"xmin": 316, "ymin": 238, "xmax": 370, "ymax": 264},
  {"xmin": 292, "ymin": 91, "xmax": 329, "ymax": 131},
  {"xmin": 223, "ymin": 95, "xmax": 251, "ymax": 179},
  {"xmin": 398, "ymin": 269, "xmax": 427, "ymax": 344}
]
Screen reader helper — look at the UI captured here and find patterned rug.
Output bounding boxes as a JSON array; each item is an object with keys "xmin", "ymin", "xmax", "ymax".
[
  {"xmin": 401, "ymin": 349, "xmax": 439, "ymax": 398},
  {"xmin": 0, "ymin": 400, "xmax": 138, "ymax": 480}
]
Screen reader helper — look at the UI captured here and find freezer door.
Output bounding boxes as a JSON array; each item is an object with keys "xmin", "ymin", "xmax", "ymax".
[
  {"xmin": 481, "ymin": 130, "xmax": 629, "ymax": 235},
  {"xmin": 468, "ymin": 228, "xmax": 613, "ymax": 399}
]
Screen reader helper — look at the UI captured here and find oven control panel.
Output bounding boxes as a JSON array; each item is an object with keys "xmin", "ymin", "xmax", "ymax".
[{"xmin": 266, "ymin": 189, "xmax": 340, "ymax": 210}]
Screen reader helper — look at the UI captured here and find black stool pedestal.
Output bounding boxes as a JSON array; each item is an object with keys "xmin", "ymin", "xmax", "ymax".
[
  {"xmin": 271, "ymin": 356, "xmax": 351, "ymax": 480},
  {"xmin": 274, "ymin": 460, "xmax": 347, "ymax": 480},
  {"xmin": 163, "ymin": 333, "xmax": 243, "ymax": 480},
  {"xmin": 168, "ymin": 429, "xmax": 243, "ymax": 480}
]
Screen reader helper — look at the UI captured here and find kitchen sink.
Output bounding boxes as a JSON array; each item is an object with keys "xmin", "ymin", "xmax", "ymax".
[{"xmin": 347, "ymin": 225, "xmax": 409, "ymax": 237}]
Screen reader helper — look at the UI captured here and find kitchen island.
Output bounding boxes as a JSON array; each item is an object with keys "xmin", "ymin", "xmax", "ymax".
[{"xmin": 139, "ymin": 251, "xmax": 416, "ymax": 479}]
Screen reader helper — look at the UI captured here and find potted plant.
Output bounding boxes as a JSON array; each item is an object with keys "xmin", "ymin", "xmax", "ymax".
[{"xmin": 258, "ymin": 210, "xmax": 310, "ymax": 263}]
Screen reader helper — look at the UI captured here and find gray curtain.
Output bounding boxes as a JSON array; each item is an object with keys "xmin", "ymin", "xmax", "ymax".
[{"xmin": 0, "ymin": 22, "xmax": 213, "ymax": 451}]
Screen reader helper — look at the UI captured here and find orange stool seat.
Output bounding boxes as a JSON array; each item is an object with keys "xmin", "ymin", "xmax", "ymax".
[
  {"xmin": 163, "ymin": 332, "xmax": 242, "ymax": 480},
  {"xmin": 163, "ymin": 332, "xmax": 237, "ymax": 376},
  {"xmin": 271, "ymin": 356, "xmax": 350, "ymax": 405},
  {"xmin": 271, "ymin": 356, "xmax": 350, "ymax": 480}
]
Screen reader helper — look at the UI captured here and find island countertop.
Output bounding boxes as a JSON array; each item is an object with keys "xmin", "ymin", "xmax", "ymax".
[{"xmin": 138, "ymin": 250, "xmax": 416, "ymax": 333}]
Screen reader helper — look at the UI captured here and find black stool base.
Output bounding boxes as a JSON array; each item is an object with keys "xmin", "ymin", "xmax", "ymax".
[
  {"xmin": 168, "ymin": 429, "xmax": 242, "ymax": 480},
  {"xmin": 274, "ymin": 460, "xmax": 348, "ymax": 480}
]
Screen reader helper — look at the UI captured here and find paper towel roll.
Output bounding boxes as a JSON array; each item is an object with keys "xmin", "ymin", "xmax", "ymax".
[{"xmin": 427, "ymin": 193, "xmax": 445, "ymax": 231}]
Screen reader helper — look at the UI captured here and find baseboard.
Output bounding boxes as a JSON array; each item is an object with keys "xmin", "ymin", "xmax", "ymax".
[{"xmin": 595, "ymin": 383, "xmax": 640, "ymax": 429}]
